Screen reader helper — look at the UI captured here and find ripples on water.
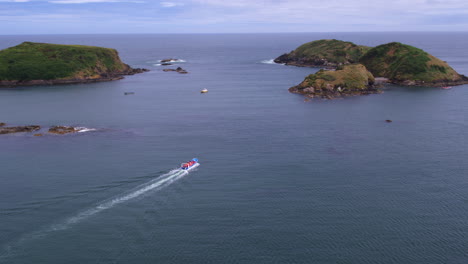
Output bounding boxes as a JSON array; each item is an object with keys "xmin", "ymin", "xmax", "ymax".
[{"xmin": 0, "ymin": 33, "xmax": 467, "ymax": 264}]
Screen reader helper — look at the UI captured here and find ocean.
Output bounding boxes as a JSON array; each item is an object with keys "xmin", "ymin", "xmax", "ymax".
[{"xmin": 0, "ymin": 33, "xmax": 467, "ymax": 263}]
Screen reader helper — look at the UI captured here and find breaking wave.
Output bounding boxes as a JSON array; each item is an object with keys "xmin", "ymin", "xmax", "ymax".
[
  {"xmin": 76, "ymin": 127, "xmax": 97, "ymax": 133},
  {"xmin": 260, "ymin": 59, "xmax": 284, "ymax": 65}
]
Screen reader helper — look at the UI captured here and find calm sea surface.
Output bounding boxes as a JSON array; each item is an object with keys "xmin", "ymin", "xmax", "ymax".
[{"xmin": 0, "ymin": 33, "xmax": 467, "ymax": 264}]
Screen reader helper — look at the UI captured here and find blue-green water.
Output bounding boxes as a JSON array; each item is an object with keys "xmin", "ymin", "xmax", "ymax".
[{"xmin": 0, "ymin": 33, "xmax": 467, "ymax": 263}]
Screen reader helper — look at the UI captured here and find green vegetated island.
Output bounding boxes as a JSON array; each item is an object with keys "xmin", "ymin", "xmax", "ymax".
[
  {"xmin": 0, "ymin": 42, "xmax": 148, "ymax": 87},
  {"xmin": 275, "ymin": 39, "xmax": 468, "ymax": 99}
]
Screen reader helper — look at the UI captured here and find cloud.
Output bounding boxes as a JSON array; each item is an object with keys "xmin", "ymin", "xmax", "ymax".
[
  {"xmin": 48, "ymin": 0, "xmax": 144, "ymax": 3},
  {"xmin": 1, "ymin": 0, "xmax": 468, "ymax": 33},
  {"xmin": 160, "ymin": 2, "xmax": 183, "ymax": 7},
  {"xmin": 0, "ymin": 0, "xmax": 31, "ymax": 2}
]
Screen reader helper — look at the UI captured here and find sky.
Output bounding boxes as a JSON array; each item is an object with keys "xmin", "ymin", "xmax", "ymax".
[{"xmin": 1, "ymin": 0, "xmax": 468, "ymax": 34}]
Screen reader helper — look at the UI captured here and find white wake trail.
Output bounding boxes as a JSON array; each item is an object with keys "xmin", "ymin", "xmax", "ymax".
[
  {"xmin": 0, "ymin": 169, "xmax": 191, "ymax": 259},
  {"xmin": 53, "ymin": 169, "xmax": 188, "ymax": 230}
]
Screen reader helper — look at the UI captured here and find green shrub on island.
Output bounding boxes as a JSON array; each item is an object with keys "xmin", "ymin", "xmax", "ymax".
[
  {"xmin": 275, "ymin": 39, "xmax": 371, "ymax": 67},
  {"xmin": 0, "ymin": 42, "xmax": 146, "ymax": 85},
  {"xmin": 359, "ymin": 42, "xmax": 467, "ymax": 85}
]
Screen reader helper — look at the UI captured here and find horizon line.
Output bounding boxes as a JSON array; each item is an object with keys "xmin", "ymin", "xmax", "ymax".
[{"xmin": 1, "ymin": 31, "xmax": 468, "ymax": 36}]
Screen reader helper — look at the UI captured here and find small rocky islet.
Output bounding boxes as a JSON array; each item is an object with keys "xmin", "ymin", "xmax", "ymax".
[
  {"xmin": 0, "ymin": 42, "xmax": 149, "ymax": 87},
  {"xmin": 163, "ymin": 67, "xmax": 188, "ymax": 74},
  {"xmin": 0, "ymin": 123, "xmax": 92, "ymax": 135},
  {"xmin": 275, "ymin": 39, "xmax": 468, "ymax": 99},
  {"xmin": 0, "ymin": 125, "xmax": 41, "ymax": 135}
]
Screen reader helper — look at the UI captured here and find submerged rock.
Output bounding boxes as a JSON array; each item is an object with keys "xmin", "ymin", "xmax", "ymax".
[{"xmin": 0, "ymin": 125, "xmax": 40, "ymax": 134}]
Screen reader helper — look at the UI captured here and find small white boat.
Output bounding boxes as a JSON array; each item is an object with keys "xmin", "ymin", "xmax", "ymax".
[{"xmin": 200, "ymin": 89, "xmax": 208, "ymax": 93}]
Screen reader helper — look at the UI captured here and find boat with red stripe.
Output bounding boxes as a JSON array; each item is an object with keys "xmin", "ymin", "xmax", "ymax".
[{"xmin": 180, "ymin": 158, "xmax": 200, "ymax": 171}]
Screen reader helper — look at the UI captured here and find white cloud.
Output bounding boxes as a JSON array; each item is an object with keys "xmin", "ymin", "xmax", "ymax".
[
  {"xmin": 48, "ymin": 0, "xmax": 144, "ymax": 3},
  {"xmin": 160, "ymin": 2, "xmax": 183, "ymax": 7},
  {"xmin": 0, "ymin": 0, "xmax": 31, "ymax": 2}
]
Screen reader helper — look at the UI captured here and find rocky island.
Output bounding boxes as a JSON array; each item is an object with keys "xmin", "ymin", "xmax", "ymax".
[
  {"xmin": 274, "ymin": 39, "xmax": 370, "ymax": 67},
  {"xmin": 278, "ymin": 39, "xmax": 468, "ymax": 99},
  {"xmin": 0, "ymin": 42, "xmax": 148, "ymax": 87},
  {"xmin": 289, "ymin": 64, "xmax": 380, "ymax": 99}
]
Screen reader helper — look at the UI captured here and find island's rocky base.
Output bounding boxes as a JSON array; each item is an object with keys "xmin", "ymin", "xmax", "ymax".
[
  {"xmin": 275, "ymin": 53, "xmax": 344, "ymax": 68},
  {"xmin": 0, "ymin": 68, "xmax": 149, "ymax": 87},
  {"xmin": 386, "ymin": 75, "xmax": 468, "ymax": 87},
  {"xmin": 289, "ymin": 85, "xmax": 382, "ymax": 99}
]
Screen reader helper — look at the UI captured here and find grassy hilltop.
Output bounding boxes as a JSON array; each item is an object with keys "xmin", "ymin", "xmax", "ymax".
[
  {"xmin": 0, "ymin": 42, "xmax": 146, "ymax": 85},
  {"xmin": 275, "ymin": 39, "xmax": 371, "ymax": 67},
  {"xmin": 359, "ymin": 42, "xmax": 467, "ymax": 86}
]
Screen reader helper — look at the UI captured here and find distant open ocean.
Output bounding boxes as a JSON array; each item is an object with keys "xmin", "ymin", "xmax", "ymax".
[{"xmin": 0, "ymin": 33, "xmax": 467, "ymax": 264}]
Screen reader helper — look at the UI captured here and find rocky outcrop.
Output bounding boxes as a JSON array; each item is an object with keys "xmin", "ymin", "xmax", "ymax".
[
  {"xmin": 289, "ymin": 64, "xmax": 381, "ymax": 99},
  {"xmin": 275, "ymin": 39, "xmax": 370, "ymax": 68},
  {"xmin": 48, "ymin": 126, "xmax": 78, "ymax": 135},
  {"xmin": 163, "ymin": 67, "xmax": 188, "ymax": 74},
  {"xmin": 0, "ymin": 125, "xmax": 40, "ymax": 134},
  {"xmin": 0, "ymin": 42, "xmax": 149, "ymax": 87},
  {"xmin": 0, "ymin": 122, "xmax": 5, "ymax": 127},
  {"xmin": 161, "ymin": 58, "xmax": 182, "ymax": 63}
]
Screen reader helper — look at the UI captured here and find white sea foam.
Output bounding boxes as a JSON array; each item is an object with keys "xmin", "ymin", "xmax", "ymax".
[
  {"xmin": 260, "ymin": 59, "xmax": 284, "ymax": 65},
  {"xmin": 153, "ymin": 63, "xmax": 162, "ymax": 66},
  {"xmin": 76, "ymin": 127, "xmax": 97, "ymax": 133},
  {"xmin": 157, "ymin": 59, "xmax": 186, "ymax": 63}
]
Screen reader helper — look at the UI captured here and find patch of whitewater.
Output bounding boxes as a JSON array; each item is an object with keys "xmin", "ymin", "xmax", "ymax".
[
  {"xmin": 151, "ymin": 59, "xmax": 186, "ymax": 66},
  {"xmin": 0, "ymin": 168, "xmax": 192, "ymax": 259},
  {"xmin": 260, "ymin": 59, "xmax": 284, "ymax": 65},
  {"xmin": 161, "ymin": 59, "xmax": 186, "ymax": 63},
  {"xmin": 76, "ymin": 127, "xmax": 97, "ymax": 133}
]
